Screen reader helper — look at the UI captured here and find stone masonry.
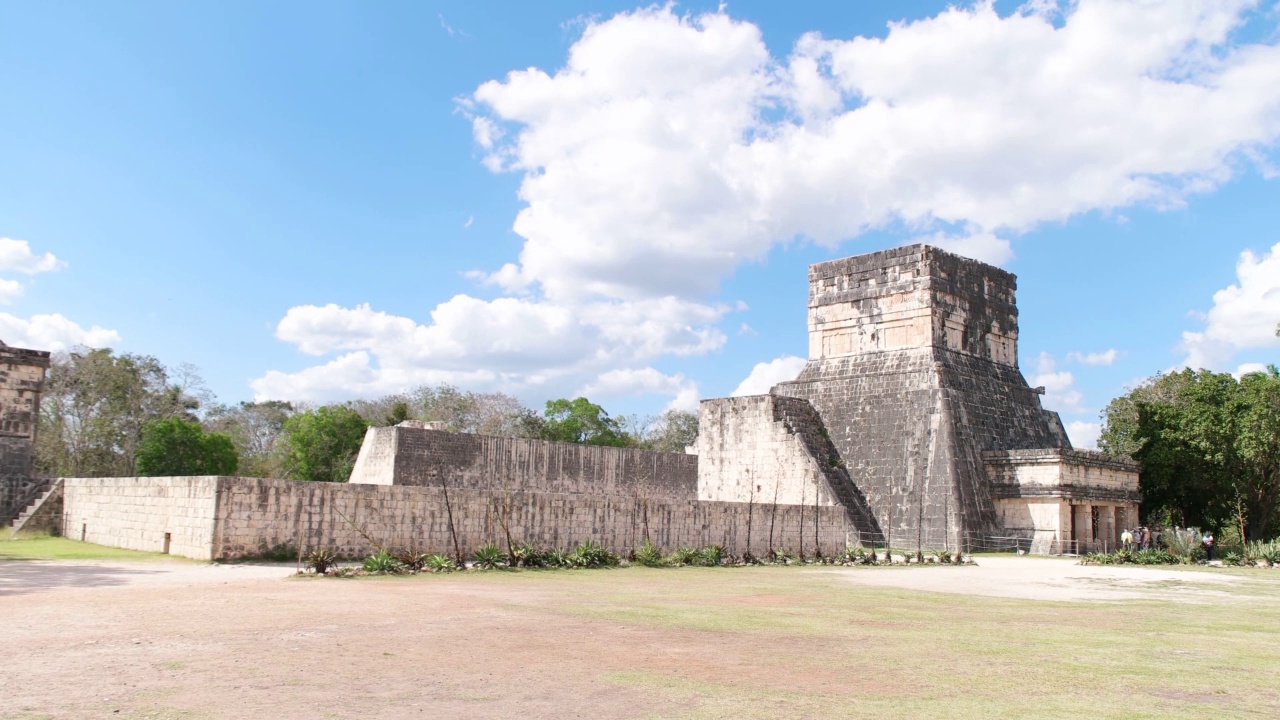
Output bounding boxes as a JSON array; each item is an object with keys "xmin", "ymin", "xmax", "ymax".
[
  {"xmin": 0, "ymin": 341, "xmax": 51, "ymax": 525},
  {"xmin": 699, "ymin": 244, "xmax": 1139, "ymax": 552}
]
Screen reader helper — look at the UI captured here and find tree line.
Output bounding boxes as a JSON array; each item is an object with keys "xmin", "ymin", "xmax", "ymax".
[
  {"xmin": 34, "ymin": 348, "xmax": 700, "ymax": 483},
  {"xmin": 1100, "ymin": 365, "xmax": 1280, "ymax": 541}
]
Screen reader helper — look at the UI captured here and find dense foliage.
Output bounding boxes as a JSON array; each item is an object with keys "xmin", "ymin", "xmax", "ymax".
[
  {"xmin": 135, "ymin": 418, "xmax": 238, "ymax": 476},
  {"xmin": 1099, "ymin": 366, "xmax": 1280, "ymax": 540},
  {"xmin": 279, "ymin": 405, "xmax": 370, "ymax": 483}
]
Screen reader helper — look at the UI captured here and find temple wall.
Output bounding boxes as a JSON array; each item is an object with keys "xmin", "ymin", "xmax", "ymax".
[
  {"xmin": 350, "ymin": 427, "xmax": 698, "ymax": 501},
  {"xmin": 61, "ymin": 477, "xmax": 220, "ymax": 560},
  {"xmin": 212, "ymin": 477, "xmax": 849, "ymax": 560},
  {"xmin": 695, "ymin": 396, "xmax": 837, "ymax": 506}
]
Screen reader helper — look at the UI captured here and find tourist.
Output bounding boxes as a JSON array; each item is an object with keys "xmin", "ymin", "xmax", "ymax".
[
  {"xmin": 1202, "ymin": 531, "xmax": 1215, "ymax": 561},
  {"xmin": 1121, "ymin": 528, "xmax": 1133, "ymax": 549}
]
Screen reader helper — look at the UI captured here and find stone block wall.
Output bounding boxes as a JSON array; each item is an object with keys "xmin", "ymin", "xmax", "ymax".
[
  {"xmin": 349, "ymin": 426, "xmax": 699, "ymax": 500},
  {"xmin": 0, "ymin": 343, "xmax": 50, "ymax": 523},
  {"xmin": 62, "ymin": 477, "xmax": 220, "ymax": 559},
  {"xmin": 211, "ymin": 476, "xmax": 851, "ymax": 560},
  {"xmin": 1, "ymin": 473, "xmax": 51, "ymax": 525}
]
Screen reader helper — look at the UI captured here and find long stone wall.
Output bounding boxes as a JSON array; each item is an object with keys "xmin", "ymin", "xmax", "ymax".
[
  {"xmin": 350, "ymin": 426, "xmax": 699, "ymax": 499},
  {"xmin": 62, "ymin": 477, "xmax": 220, "ymax": 559},
  {"xmin": 212, "ymin": 476, "xmax": 850, "ymax": 560}
]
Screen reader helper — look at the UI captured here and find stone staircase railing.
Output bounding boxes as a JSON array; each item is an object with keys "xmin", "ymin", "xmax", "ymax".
[{"xmin": 771, "ymin": 396, "xmax": 885, "ymax": 544}]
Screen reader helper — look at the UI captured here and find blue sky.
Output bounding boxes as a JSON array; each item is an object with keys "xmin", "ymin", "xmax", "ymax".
[{"xmin": 2, "ymin": 0, "xmax": 1279, "ymax": 448}]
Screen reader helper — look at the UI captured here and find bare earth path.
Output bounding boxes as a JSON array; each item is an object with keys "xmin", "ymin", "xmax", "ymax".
[{"xmin": 2, "ymin": 556, "xmax": 1278, "ymax": 720}]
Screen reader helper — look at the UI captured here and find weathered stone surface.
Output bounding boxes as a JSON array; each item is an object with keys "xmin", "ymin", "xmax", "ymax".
[
  {"xmin": 0, "ymin": 343, "xmax": 50, "ymax": 525},
  {"xmin": 350, "ymin": 426, "xmax": 698, "ymax": 500}
]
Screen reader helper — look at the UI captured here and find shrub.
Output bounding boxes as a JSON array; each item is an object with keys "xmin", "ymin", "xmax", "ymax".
[
  {"xmin": 633, "ymin": 540, "xmax": 665, "ymax": 568},
  {"xmin": 567, "ymin": 540, "xmax": 619, "ymax": 568},
  {"xmin": 696, "ymin": 545, "xmax": 726, "ymax": 567},
  {"xmin": 843, "ymin": 546, "xmax": 875, "ymax": 565},
  {"xmin": 772, "ymin": 549, "xmax": 797, "ymax": 564},
  {"xmin": 937, "ymin": 550, "xmax": 953, "ymax": 564},
  {"xmin": 396, "ymin": 551, "xmax": 430, "ymax": 573},
  {"xmin": 304, "ymin": 549, "xmax": 337, "ymax": 575},
  {"xmin": 666, "ymin": 546, "xmax": 701, "ymax": 566},
  {"xmin": 472, "ymin": 543, "xmax": 506, "ymax": 570},
  {"xmin": 363, "ymin": 549, "xmax": 404, "ymax": 574},
  {"xmin": 1245, "ymin": 540, "xmax": 1280, "ymax": 565},
  {"xmin": 544, "ymin": 548, "xmax": 571, "ymax": 568},
  {"xmin": 424, "ymin": 553, "xmax": 457, "ymax": 573},
  {"xmin": 511, "ymin": 542, "xmax": 545, "ymax": 568}
]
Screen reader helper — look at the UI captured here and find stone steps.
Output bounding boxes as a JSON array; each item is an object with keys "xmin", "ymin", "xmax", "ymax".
[
  {"xmin": 10, "ymin": 478, "xmax": 63, "ymax": 535},
  {"xmin": 771, "ymin": 396, "xmax": 885, "ymax": 544}
]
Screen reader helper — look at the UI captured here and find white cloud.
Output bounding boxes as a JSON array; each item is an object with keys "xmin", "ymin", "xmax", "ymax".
[
  {"xmin": 0, "ymin": 238, "xmax": 64, "ymax": 275},
  {"xmin": 1029, "ymin": 352, "xmax": 1085, "ymax": 414},
  {"xmin": 1067, "ymin": 349, "xmax": 1119, "ymax": 366},
  {"xmin": 468, "ymin": 1, "xmax": 1280, "ymax": 301},
  {"xmin": 260, "ymin": 2, "xmax": 1280, "ymax": 405},
  {"xmin": 252, "ymin": 297, "xmax": 729, "ymax": 403},
  {"xmin": 1234, "ymin": 362, "xmax": 1269, "ymax": 378},
  {"xmin": 579, "ymin": 367, "xmax": 699, "ymax": 411},
  {"xmin": 0, "ymin": 313, "xmax": 120, "ymax": 352},
  {"xmin": 1180, "ymin": 242, "xmax": 1280, "ymax": 370},
  {"xmin": 731, "ymin": 355, "xmax": 807, "ymax": 397},
  {"xmin": 0, "ymin": 279, "xmax": 23, "ymax": 305},
  {"xmin": 1066, "ymin": 420, "xmax": 1102, "ymax": 450}
]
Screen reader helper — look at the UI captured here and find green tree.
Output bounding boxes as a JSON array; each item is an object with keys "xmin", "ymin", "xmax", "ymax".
[
  {"xmin": 203, "ymin": 400, "xmax": 294, "ymax": 478},
  {"xmin": 135, "ymin": 418, "xmax": 238, "ymax": 476},
  {"xmin": 279, "ymin": 405, "xmax": 370, "ymax": 482},
  {"xmin": 36, "ymin": 347, "xmax": 204, "ymax": 477},
  {"xmin": 537, "ymin": 397, "xmax": 631, "ymax": 447},
  {"xmin": 1100, "ymin": 367, "xmax": 1280, "ymax": 539}
]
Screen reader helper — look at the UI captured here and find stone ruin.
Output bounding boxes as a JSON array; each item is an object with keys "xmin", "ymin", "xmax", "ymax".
[
  {"xmin": 0, "ymin": 341, "xmax": 52, "ymax": 529},
  {"xmin": 9, "ymin": 244, "xmax": 1140, "ymax": 558},
  {"xmin": 696, "ymin": 244, "xmax": 1140, "ymax": 554}
]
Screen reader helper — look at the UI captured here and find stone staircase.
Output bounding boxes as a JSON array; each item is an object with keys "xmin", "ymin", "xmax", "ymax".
[
  {"xmin": 771, "ymin": 396, "xmax": 885, "ymax": 544},
  {"xmin": 10, "ymin": 478, "xmax": 63, "ymax": 536}
]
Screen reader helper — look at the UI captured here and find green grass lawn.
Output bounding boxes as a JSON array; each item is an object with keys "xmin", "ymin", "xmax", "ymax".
[{"xmin": 0, "ymin": 533, "xmax": 185, "ymax": 562}]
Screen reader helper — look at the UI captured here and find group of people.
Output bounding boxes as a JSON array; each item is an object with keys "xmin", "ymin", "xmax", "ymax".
[
  {"xmin": 1120, "ymin": 526, "xmax": 1216, "ymax": 560},
  {"xmin": 1119, "ymin": 526, "xmax": 1155, "ymax": 551}
]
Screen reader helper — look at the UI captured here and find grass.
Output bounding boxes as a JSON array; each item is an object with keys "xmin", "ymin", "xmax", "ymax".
[
  {"xmin": 517, "ymin": 565, "xmax": 1280, "ymax": 719},
  {"xmin": 0, "ymin": 533, "xmax": 185, "ymax": 562}
]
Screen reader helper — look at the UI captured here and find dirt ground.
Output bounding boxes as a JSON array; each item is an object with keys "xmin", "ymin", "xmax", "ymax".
[{"xmin": 2, "ymin": 556, "xmax": 1277, "ymax": 720}]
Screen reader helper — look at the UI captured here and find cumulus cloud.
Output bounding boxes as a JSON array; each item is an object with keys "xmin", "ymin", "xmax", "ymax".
[
  {"xmin": 1180, "ymin": 242, "xmax": 1280, "ymax": 370},
  {"xmin": 259, "ymin": 1, "xmax": 1280, "ymax": 406},
  {"xmin": 1029, "ymin": 352, "xmax": 1085, "ymax": 414},
  {"xmin": 1067, "ymin": 349, "xmax": 1119, "ymax": 366},
  {"xmin": 0, "ymin": 279, "xmax": 23, "ymax": 305},
  {"xmin": 1066, "ymin": 420, "xmax": 1102, "ymax": 450},
  {"xmin": 0, "ymin": 238, "xmax": 64, "ymax": 275},
  {"xmin": 0, "ymin": 313, "xmax": 120, "ymax": 352},
  {"xmin": 731, "ymin": 355, "xmax": 808, "ymax": 397},
  {"xmin": 467, "ymin": 1, "xmax": 1280, "ymax": 300},
  {"xmin": 579, "ymin": 367, "xmax": 700, "ymax": 412},
  {"xmin": 252, "ymin": 297, "xmax": 728, "ymax": 403}
]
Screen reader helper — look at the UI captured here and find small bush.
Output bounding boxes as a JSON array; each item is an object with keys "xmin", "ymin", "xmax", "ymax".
[
  {"xmin": 363, "ymin": 549, "xmax": 404, "ymax": 574},
  {"xmin": 396, "ymin": 551, "xmax": 430, "ymax": 573},
  {"xmin": 696, "ymin": 545, "xmax": 726, "ymax": 567},
  {"xmin": 633, "ymin": 540, "xmax": 665, "ymax": 568},
  {"xmin": 544, "ymin": 548, "xmax": 571, "ymax": 568},
  {"xmin": 568, "ymin": 540, "xmax": 619, "ymax": 568},
  {"xmin": 473, "ymin": 543, "xmax": 506, "ymax": 570},
  {"xmin": 424, "ymin": 553, "xmax": 457, "ymax": 573},
  {"xmin": 772, "ymin": 549, "xmax": 797, "ymax": 564},
  {"xmin": 304, "ymin": 549, "xmax": 337, "ymax": 575},
  {"xmin": 1245, "ymin": 540, "xmax": 1280, "ymax": 565},
  {"xmin": 666, "ymin": 546, "xmax": 701, "ymax": 566}
]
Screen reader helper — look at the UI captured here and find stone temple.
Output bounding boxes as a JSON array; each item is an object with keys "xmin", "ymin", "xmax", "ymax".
[
  {"xmin": 696, "ymin": 244, "xmax": 1140, "ymax": 554},
  {"xmin": 6, "ymin": 245, "xmax": 1140, "ymax": 559}
]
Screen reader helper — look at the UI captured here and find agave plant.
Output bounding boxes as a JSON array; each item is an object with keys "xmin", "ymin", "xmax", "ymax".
[
  {"xmin": 696, "ymin": 545, "xmax": 725, "ymax": 567},
  {"xmin": 363, "ymin": 549, "xmax": 404, "ymax": 574},
  {"xmin": 396, "ymin": 551, "xmax": 430, "ymax": 573},
  {"xmin": 304, "ymin": 549, "xmax": 338, "ymax": 575},
  {"xmin": 666, "ymin": 546, "xmax": 700, "ymax": 566},
  {"xmin": 424, "ymin": 553, "xmax": 457, "ymax": 573},
  {"xmin": 568, "ymin": 540, "xmax": 619, "ymax": 568},
  {"xmin": 472, "ymin": 543, "xmax": 506, "ymax": 570},
  {"xmin": 632, "ymin": 540, "xmax": 665, "ymax": 568}
]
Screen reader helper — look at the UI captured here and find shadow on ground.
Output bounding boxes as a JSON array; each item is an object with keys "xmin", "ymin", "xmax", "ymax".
[{"xmin": 0, "ymin": 560, "xmax": 164, "ymax": 596}]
